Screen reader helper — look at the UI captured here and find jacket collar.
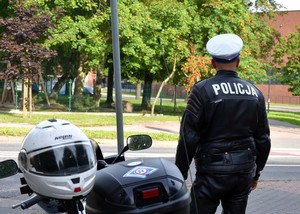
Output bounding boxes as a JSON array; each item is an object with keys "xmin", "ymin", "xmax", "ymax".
[{"xmin": 216, "ymin": 70, "xmax": 238, "ymax": 77}]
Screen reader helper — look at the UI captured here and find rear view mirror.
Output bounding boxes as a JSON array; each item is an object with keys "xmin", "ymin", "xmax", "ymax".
[
  {"xmin": 111, "ymin": 135, "xmax": 152, "ymax": 164},
  {"xmin": 127, "ymin": 135, "xmax": 152, "ymax": 151},
  {"xmin": 0, "ymin": 159, "xmax": 19, "ymax": 179}
]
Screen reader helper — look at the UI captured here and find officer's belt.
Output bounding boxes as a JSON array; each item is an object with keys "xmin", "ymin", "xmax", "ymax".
[{"xmin": 197, "ymin": 149, "xmax": 256, "ymax": 166}]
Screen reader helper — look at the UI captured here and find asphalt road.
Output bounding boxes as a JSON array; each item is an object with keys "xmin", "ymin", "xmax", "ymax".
[
  {"xmin": 0, "ymin": 118, "xmax": 299, "ymax": 213},
  {"xmin": 0, "ymin": 140, "xmax": 300, "ymax": 214}
]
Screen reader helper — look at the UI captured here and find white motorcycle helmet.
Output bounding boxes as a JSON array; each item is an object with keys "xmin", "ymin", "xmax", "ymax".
[{"xmin": 18, "ymin": 119, "xmax": 97, "ymax": 200}]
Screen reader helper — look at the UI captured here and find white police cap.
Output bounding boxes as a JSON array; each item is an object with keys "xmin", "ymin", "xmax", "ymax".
[{"xmin": 206, "ymin": 34, "xmax": 243, "ymax": 63}]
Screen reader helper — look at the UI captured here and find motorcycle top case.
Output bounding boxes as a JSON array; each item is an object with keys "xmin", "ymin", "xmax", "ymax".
[{"xmin": 86, "ymin": 158, "xmax": 190, "ymax": 214}]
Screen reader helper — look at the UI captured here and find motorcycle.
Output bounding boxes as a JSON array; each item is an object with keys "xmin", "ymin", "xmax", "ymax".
[{"xmin": 0, "ymin": 134, "xmax": 190, "ymax": 214}]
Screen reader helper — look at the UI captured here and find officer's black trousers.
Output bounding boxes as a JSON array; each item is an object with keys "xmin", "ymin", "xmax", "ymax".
[{"xmin": 189, "ymin": 173, "xmax": 253, "ymax": 214}]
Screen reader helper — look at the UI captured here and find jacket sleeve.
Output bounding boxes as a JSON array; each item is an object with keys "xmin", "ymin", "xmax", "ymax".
[
  {"xmin": 253, "ymin": 95, "xmax": 271, "ymax": 180},
  {"xmin": 175, "ymin": 87, "xmax": 203, "ymax": 179}
]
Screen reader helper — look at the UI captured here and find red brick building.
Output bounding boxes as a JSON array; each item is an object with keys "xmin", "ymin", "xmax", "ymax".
[
  {"xmin": 258, "ymin": 10, "xmax": 300, "ymax": 105},
  {"xmin": 265, "ymin": 10, "xmax": 300, "ymax": 37}
]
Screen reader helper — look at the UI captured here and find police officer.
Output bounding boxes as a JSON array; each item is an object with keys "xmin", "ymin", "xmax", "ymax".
[{"xmin": 175, "ymin": 34, "xmax": 271, "ymax": 214}]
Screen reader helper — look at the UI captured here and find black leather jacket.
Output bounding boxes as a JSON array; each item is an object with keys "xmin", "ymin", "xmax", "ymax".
[{"xmin": 175, "ymin": 70, "xmax": 271, "ymax": 179}]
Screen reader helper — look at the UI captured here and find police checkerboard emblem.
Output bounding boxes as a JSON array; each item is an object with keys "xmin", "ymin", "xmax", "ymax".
[{"xmin": 123, "ymin": 166, "xmax": 158, "ymax": 178}]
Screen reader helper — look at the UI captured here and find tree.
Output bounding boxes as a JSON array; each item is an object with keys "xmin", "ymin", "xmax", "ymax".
[
  {"xmin": 118, "ymin": 0, "xmax": 192, "ymax": 109},
  {"xmin": 0, "ymin": 2, "xmax": 56, "ymax": 116},
  {"xmin": 179, "ymin": 0, "xmax": 279, "ymax": 90},
  {"xmin": 10, "ymin": 0, "xmax": 282, "ymax": 113},
  {"xmin": 148, "ymin": 1, "xmax": 193, "ymax": 113},
  {"xmin": 117, "ymin": 0, "xmax": 159, "ymax": 108},
  {"xmin": 273, "ymin": 28, "xmax": 300, "ymax": 96},
  {"xmin": 150, "ymin": 54, "xmax": 177, "ymax": 115},
  {"xmin": 182, "ymin": 55, "xmax": 214, "ymax": 91},
  {"xmin": 29, "ymin": 0, "xmax": 110, "ymax": 108},
  {"xmin": 0, "ymin": 3, "xmax": 55, "ymax": 80}
]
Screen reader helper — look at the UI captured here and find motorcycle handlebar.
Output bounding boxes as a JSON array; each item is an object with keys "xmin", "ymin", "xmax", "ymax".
[{"xmin": 12, "ymin": 194, "xmax": 43, "ymax": 210}]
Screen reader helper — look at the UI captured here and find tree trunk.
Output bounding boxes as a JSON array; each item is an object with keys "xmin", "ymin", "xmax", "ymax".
[
  {"xmin": 141, "ymin": 72, "xmax": 153, "ymax": 109},
  {"xmin": 22, "ymin": 78, "xmax": 29, "ymax": 118},
  {"xmin": 94, "ymin": 66, "xmax": 103, "ymax": 108},
  {"xmin": 11, "ymin": 80, "xmax": 15, "ymax": 104},
  {"xmin": 50, "ymin": 74, "xmax": 68, "ymax": 100},
  {"xmin": 28, "ymin": 78, "xmax": 32, "ymax": 116},
  {"xmin": 1, "ymin": 79, "xmax": 7, "ymax": 104},
  {"xmin": 151, "ymin": 56, "xmax": 177, "ymax": 115},
  {"xmin": 135, "ymin": 82, "xmax": 141, "ymax": 100},
  {"xmin": 74, "ymin": 62, "xmax": 85, "ymax": 95},
  {"xmin": 38, "ymin": 69, "xmax": 50, "ymax": 106}
]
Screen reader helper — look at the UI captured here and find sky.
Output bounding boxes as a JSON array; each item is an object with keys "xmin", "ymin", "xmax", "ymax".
[
  {"xmin": 250, "ymin": 0, "xmax": 300, "ymax": 11},
  {"xmin": 274, "ymin": 0, "xmax": 300, "ymax": 11}
]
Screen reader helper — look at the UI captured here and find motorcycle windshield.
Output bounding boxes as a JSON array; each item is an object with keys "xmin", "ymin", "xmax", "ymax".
[{"xmin": 26, "ymin": 141, "xmax": 96, "ymax": 176}]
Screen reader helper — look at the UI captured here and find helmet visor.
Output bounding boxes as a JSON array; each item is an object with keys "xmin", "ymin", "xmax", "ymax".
[{"xmin": 24, "ymin": 141, "xmax": 96, "ymax": 176}]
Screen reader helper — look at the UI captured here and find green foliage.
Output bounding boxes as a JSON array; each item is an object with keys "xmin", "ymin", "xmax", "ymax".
[
  {"xmin": 118, "ymin": 0, "xmax": 192, "ymax": 82},
  {"xmin": 274, "ymin": 28, "xmax": 300, "ymax": 96},
  {"xmin": 0, "ymin": 0, "xmax": 15, "ymax": 18},
  {"xmin": 238, "ymin": 56, "xmax": 269, "ymax": 84},
  {"xmin": 72, "ymin": 94, "xmax": 98, "ymax": 111},
  {"xmin": 118, "ymin": 0, "xmax": 158, "ymax": 80},
  {"xmin": 2, "ymin": 0, "xmax": 295, "ymax": 100},
  {"xmin": 184, "ymin": 0, "xmax": 278, "ymax": 88},
  {"xmin": 27, "ymin": 0, "xmax": 110, "ymax": 90},
  {"xmin": 45, "ymin": 7, "xmax": 109, "ymax": 68},
  {"xmin": 252, "ymin": 0, "xmax": 284, "ymax": 13},
  {"xmin": 171, "ymin": 0, "xmax": 280, "ymax": 90}
]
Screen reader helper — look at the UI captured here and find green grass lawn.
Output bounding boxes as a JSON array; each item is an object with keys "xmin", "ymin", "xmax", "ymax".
[
  {"xmin": 0, "ymin": 112, "xmax": 183, "ymax": 141},
  {"xmin": 0, "ymin": 107, "xmax": 299, "ymax": 141},
  {"xmin": 268, "ymin": 110, "xmax": 300, "ymax": 126}
]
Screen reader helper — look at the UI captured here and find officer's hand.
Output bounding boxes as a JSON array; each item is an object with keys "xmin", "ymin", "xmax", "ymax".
[{"xmin": 251, "ymin": 180, "xmax": 258, "ymax": 191}]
